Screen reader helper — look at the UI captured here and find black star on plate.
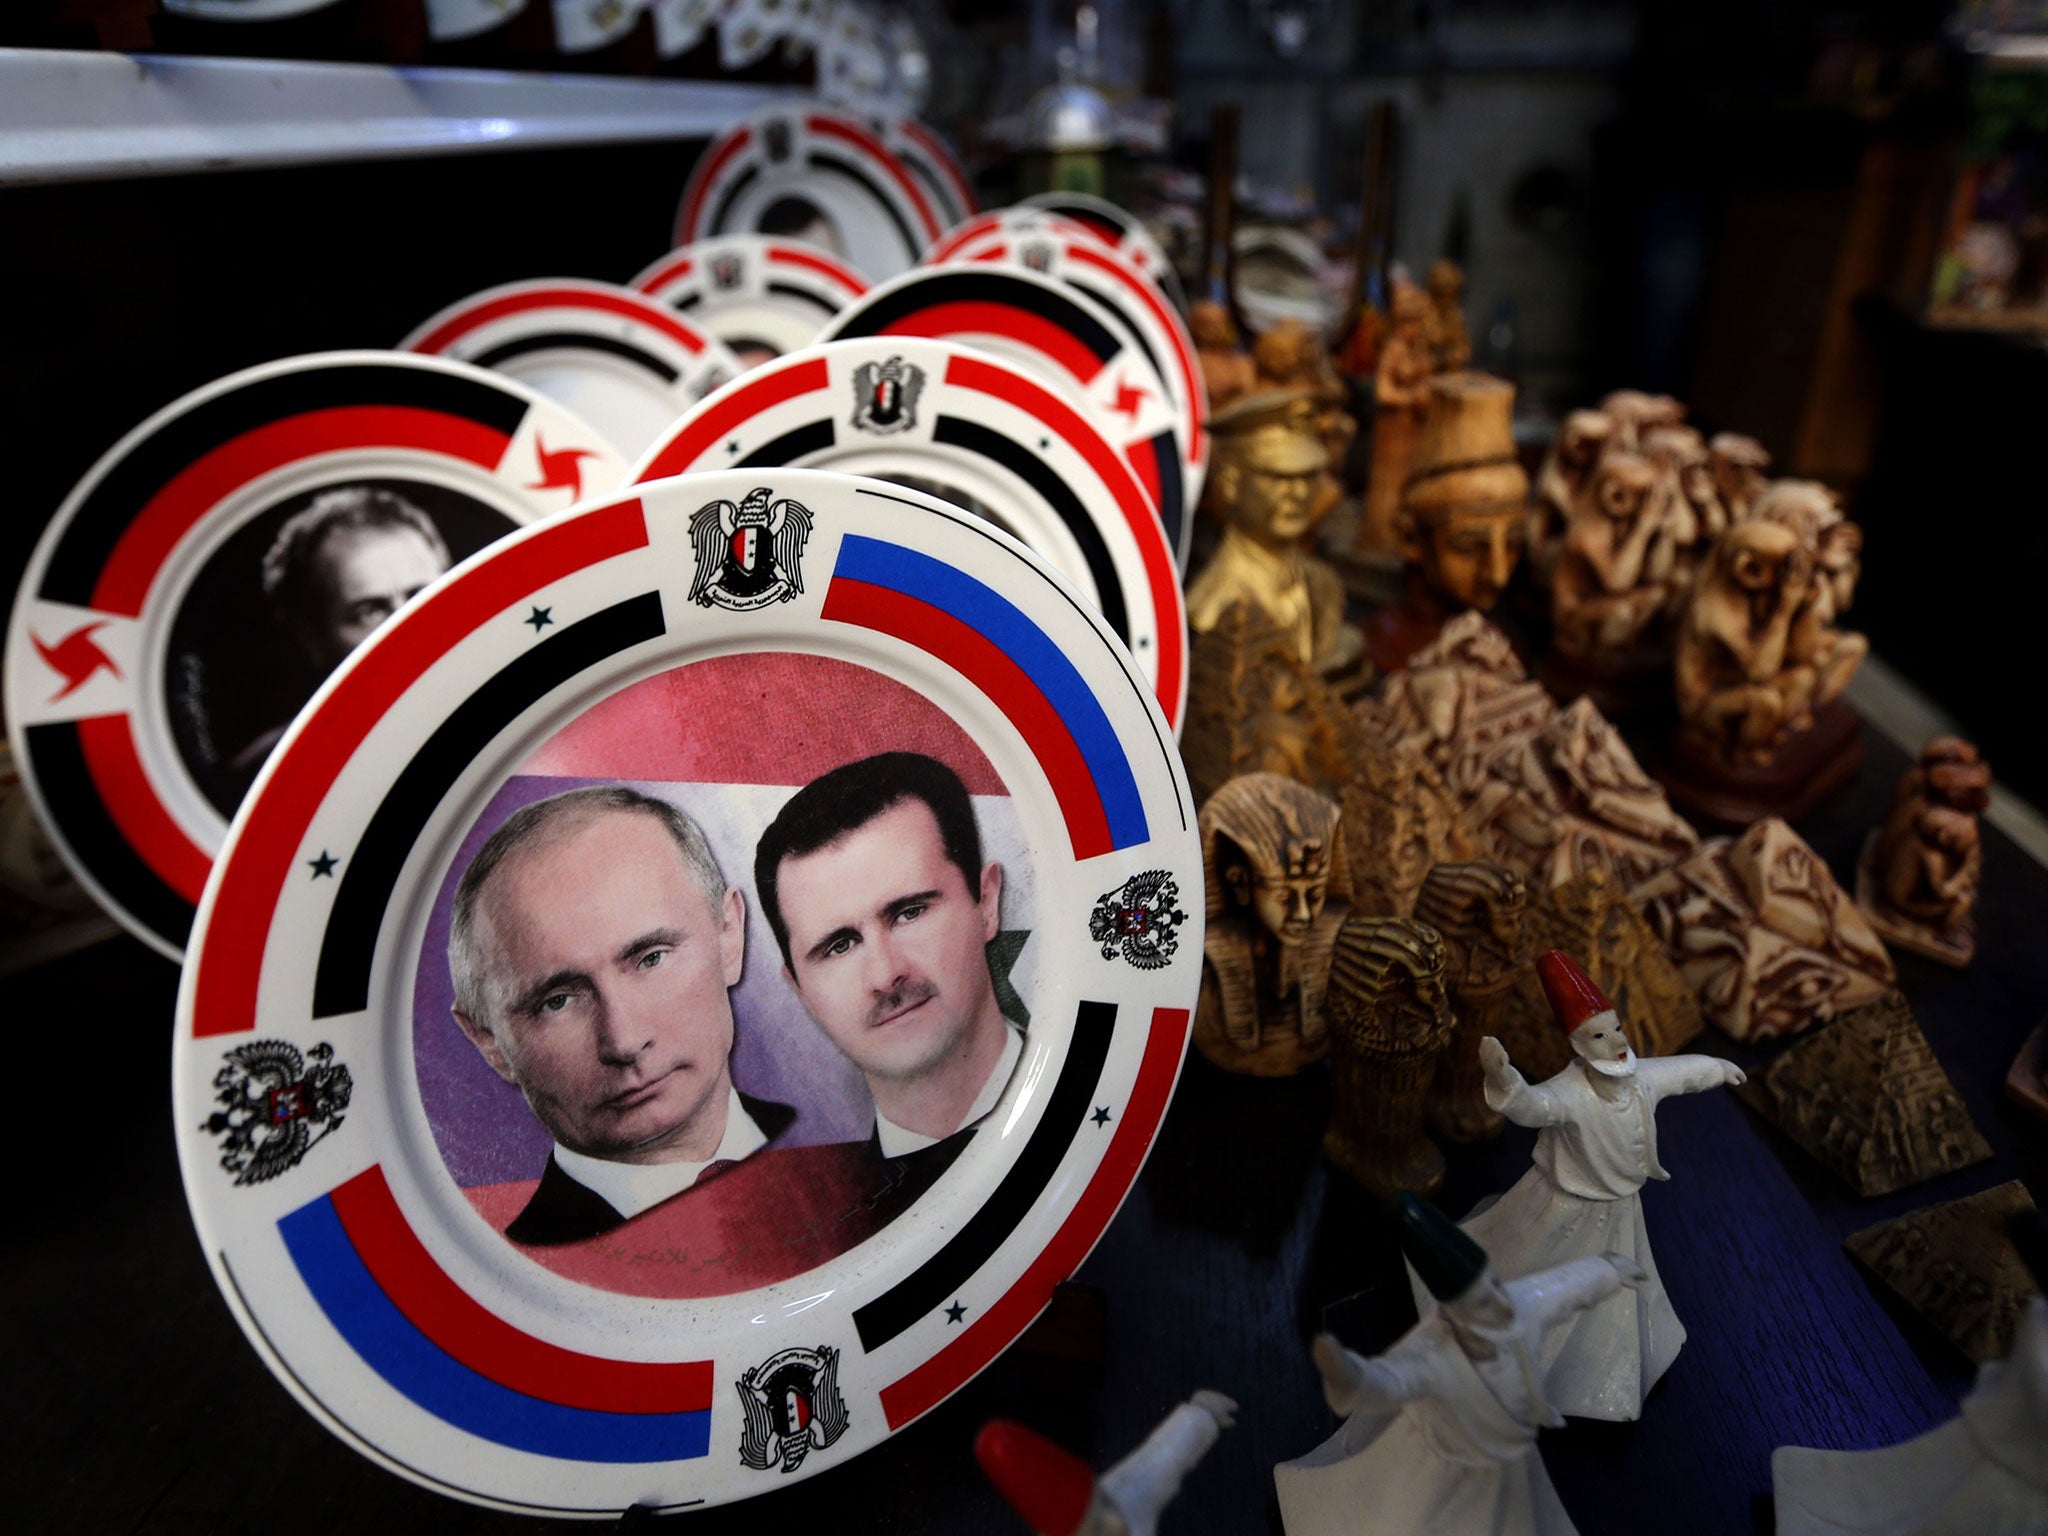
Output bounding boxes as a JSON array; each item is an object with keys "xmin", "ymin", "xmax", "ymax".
[
  {"xmin": 1091, "ymin": 1106, "xmax": 1112, "ymax": 1127},
  {"xmin": 727, "ymin": 440, "xmax": 741, "ymax": 454},
  {"xmin": 943, "ymin": 1300, "xmax": 967, "ymax": 1324},
  {"xmin": 307, "ymin": 851, "xmax": 338, "ymax": 879},
  {"xmin": 1038, "ymin": 437, "xmax": 1050, "ymax": 450},
  {"xmin": 524, "ymin": 606, "xmax": 553, "ymax": 631}
]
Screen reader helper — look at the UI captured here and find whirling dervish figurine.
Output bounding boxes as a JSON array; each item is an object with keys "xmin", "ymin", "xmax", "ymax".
[
  {"xmin": 1275, "ymin": 1193, "xmax": 1647, "ymax": 1536},
  {"xmin": 1411, "ymin": 949, "xmax": 1745, "ymax": 1421},
  {"xmin": 977, "ymin": 1390, "xmax": 1238, "ymax": 1536}
]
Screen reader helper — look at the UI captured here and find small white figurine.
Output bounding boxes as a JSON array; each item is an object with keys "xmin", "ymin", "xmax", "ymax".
[
  {"xmin": 976, "ymin": 1389, "xmax": 1238, "ymax": 1536},
  {"xmin": 1410, "ymin": 949, "xmax": 1745, "ymax": 1421},
  {"xmin": 1276, "ymin": 1193, "xmax": 1647, "ymax": 1536},
  {"xmin": 1772, "ymin": 1294, "xmax": 2048, "ymax": 1536}
]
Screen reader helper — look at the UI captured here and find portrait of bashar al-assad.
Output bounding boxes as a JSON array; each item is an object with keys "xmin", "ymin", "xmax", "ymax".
[
  {"xmin": 754, "ymin": 752, "xmax": 1024, "ymax": 1196},
  {"xmin": 169, "ymin": 482, "xmax": 508, "ymax": 818},
  {"xmin": 445, "ymin": 783, "xmax": 851, "ymax": 1248}
]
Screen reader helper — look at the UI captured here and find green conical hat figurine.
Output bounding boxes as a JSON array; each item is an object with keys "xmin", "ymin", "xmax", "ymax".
[{"xmin": 1389, "ymin": 1192, "xmax": 1489, "ymax": 1303}]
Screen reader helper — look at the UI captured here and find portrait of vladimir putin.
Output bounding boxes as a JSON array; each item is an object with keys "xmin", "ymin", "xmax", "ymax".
[{"xmin": 754, "ymin": 752, "xmax": 1024, "ymax": 1196}]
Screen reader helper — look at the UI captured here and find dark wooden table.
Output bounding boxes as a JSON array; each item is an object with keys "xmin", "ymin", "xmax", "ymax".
[{"xmin": 7, "ymin": 722, "xmax": 2044, "ymax": 1535}]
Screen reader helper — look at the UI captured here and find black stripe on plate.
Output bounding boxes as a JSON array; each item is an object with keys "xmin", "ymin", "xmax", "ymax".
[
  {"xmin": 1068, "ymin": 277, "xmax": 1171, "ymax": 407},
  {"xmin": 671, "ymin": 292, "xmax": 704, "ymax": 311},
  {"xmin": 469, "ymin": 332, "xmax": 681, "ymax": 385},
  {"xmin": 1147, "ymin": 430, "xmax": 1185, "ymax": 555},
  {"xmin": 931, "ymin": 414, "xmax": 1130, "ymax": 646},
  {"xmin": 42, "ymin": 362, "xmax": 531, "ymax": 608},
  {"xmin": 831, "ymin": 268, "xmax": 1121, "ymax": 367},
  {"xmin": 765, "ymin": 279, "xmax": 840, "ymax": 319},
  {"xmin": 310, "ymin": 592, "xmax": 666, "ymax": 1019},
  {"xmin": 709, "ymin": 162, "xmax": 761, "ymax": 236},
  {"xmin": 806, "ymin": 150, "xmax": 920, "ymax": 266},
  {"xmin": 738, "ymin": 418, "xmax": 837, "ymax": 467},
  {"xmin": 852, "ymin": 999, "xmax": 1118, "ymax": 1352},
  {"xmin": 22, "ymin": 719, "xmax": 191, "ymax": 950}
]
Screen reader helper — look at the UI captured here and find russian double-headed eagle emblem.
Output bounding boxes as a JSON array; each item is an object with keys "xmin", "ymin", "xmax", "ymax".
[
  {"xmin": 850, "ymin": 354, "xmax": 923, "ymax": 436},
  {"xmin": 1090, "ymin": 870, "xmax": 1189, "ymax": 970},
  {"xmin": 687, "ymin": 487, "xmax": 814, "ymax": 612},
  {"xmin": 736, "ymin": 1345, "xmax": 849, "ymax": 1473},
  {"xmin": 202, "ymin": 1040, "xmax": 353, "ymax": 1185}
]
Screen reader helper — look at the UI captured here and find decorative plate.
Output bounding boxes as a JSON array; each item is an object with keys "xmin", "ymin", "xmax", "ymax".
[
  {"xmin": 675, "ymin": 103, "xmax": 945, "ymax": 283},
  {"xmin": 817, "ymin": 264, "xmax": 1190, "ymax": 562},
  {"xmin": 1017, "ymin": 192, "xmax": 1187, "ymax": 312},
  {"xmin": 173, "ymin": 468, "xmax": 1200, "ymax": 1515},
  {"xmin": 632, "ymin": 337, "xmax": 1186, "ymax": 730},
  {"xmin": 631, "ymin": 236, "xmax": 871, "ymax": 367},
  {"xmin": 3, "ymin": 351, "xmax": 627, "ymax": 960},
  {"xmin": 403, "ymin": 280, "xmax": 742, "ymax": 461},
  {"xmin": 887, "ymin": 116, "xmax": 976, "ymax": 231},
  {"xmin": 930, "ymin": 214, "xmax": 1208, "ymax": 556}
]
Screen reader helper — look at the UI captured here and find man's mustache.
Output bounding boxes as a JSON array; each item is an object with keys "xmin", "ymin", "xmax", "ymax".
[{"xmin": 867, "ymin": 978, "xmax": 939, "ymax": 1028}]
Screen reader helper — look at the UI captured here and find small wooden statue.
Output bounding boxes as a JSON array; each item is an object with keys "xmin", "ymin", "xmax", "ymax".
[
  {"xmin": 1196, "ymin": 774, "xmax": 1353, "ymax": 1076},
  {"xmin": 1356, "ymin": 277, "xmax": 1435, "ymax": 557},
  {"xmin": 1708, "ymin": 432, "xmax": 1771, "ymax": 522},
  {"xmin": 1254, "ymin": 318, "xmax": 1358, "ymax": 526},
  {"xmin": 1528, "ymin": 407, "xmax": 1614, "ymax": 586},
  {"xmin": 1858, "ymin": 737, "xmax": 1992, "ymax": 966},
  {"xmin": 1322, "ymin": 915, "xmax": 1454, "ymax": 1197},
  {"xmin": 1632, "ymin": 817, "xmax": 1895, "ymax": 1042},
  {"xmin": 1182, "ymin": 601, "xmax": 1364, "ymax": 807},
  {"xmin": 1190, "ymin": 298, "xmax": 1256, "ymax": 414},
  {"xmin": 1363, "ymin": 373, "xmax": 1529, "ymax": 674},
  {"xmin": 1415, "ymin": 862, "xmax": 1528, "ymax": 1144},
  {"xmin": 1423, "ymin": 258, "xmax": 1473, "ymax": 373},
  {"xmin": 1549, "ymin": 449, "xmax": 1673, "ymax": 665},
  {"xmin": 1187, "ymin": 390, "xmax": 1363, "ymax": 676}
]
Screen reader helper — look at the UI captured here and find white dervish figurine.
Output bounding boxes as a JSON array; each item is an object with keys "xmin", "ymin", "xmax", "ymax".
[
  {"xmin": 1276, "ymin": 1192, "xmax": 1648, "ymax": 1536},
  {"xmin": 976, "ymin": 1389, "xmax": 1238, "ymax": 1536},
  {"xmin": 1410, "ymin": 949, "xmax": 1745, "ymax": 1421},
  {"xmin": 1773, "ymin": 1293, "xmax": 2048, "ymax": 1536}
]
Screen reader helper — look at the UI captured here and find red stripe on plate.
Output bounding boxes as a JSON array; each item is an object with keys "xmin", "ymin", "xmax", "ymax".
[
  {"xmin": 329, "ymin": 1165, "xmax": 714, "ymax": 1414},
  {"xmin": 943, "ymin": 351, "xmax": 1184, "ymax": 723},
  {"xmin": 631, "ymin": 252, "xmax": 695, "ymax": 297},
  {"xmin": 806, "ymin": 113, "xmax": 941, "ymax": 238},
  {"xmin": 820, "ymin": 577, "xmax": 1112, "ymax": 861},
  {"xmin": 92, "ymin": 406, "xmax": 509, "ymax": 619},
  {"xmin": 924, "ymin": 213, "xmax": 1003, "ymax": 263},
  {"xmin": 873, "ymin": 301, "xmax": 1104, "ymax": 389},
  {"xmin": 190, "ymin": 499, "xmax": 651, "ymax": 1037},
  {"xmin": 767, "ymin": 242, "xmax": 870, "ymax": 294},
  {"xmin": 1066, "ymin": 243, "xmax": 1206, "ymax": 464},
  {"xmin": 76, "ymin": 713, "xmax": 212, "ymax": 903},
  {"xmin": 878, "ymin": 1005, "xmax": 1190, "ymax": 1427},
  {"xmin": 676, "ymin": 124, "xmax": 753, "ymax": 242},
  {"xmin": 898, "ymin": 120, "xmax": 976, "ymax": 218},
  {"xmin": 410, "ymin": 285, "xmax": 709, "ymax": 359},
  {"xmin": 635, "ymin": 354, "xmax": 831, "ymax": 482}
]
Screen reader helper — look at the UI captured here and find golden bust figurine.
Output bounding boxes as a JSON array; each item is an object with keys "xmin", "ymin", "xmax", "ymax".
[
  {"xmin": 1187, "ymin": 390, "xmax": 1363, "ymax": 675},
  {"xmin": 1195, "ymin": 773, "xmax": 1354, "ymax": 1076}
]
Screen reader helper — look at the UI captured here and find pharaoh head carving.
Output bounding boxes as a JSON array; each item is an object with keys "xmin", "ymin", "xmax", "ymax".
[
  {"xmin": 1325, "ymin": 916, "xmax": 1452, "ymax": 1054},
  {"xmin": 1413, "ymin": 862, "xmax": 1527, "ymax": 996}
]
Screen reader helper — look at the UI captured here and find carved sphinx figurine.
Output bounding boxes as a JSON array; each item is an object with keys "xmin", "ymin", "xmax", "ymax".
[
  {"xmin": 1414, "ymin": 862, "xmax": 1529, "ymax": 1143},
  {"xmin": 1858, "ymin": 737, "xmax": 1993, "ymax": 966},
  {"xmin": 1529, "ymin": 408, "xmax": 1614, "ymax": 586},
  {"xmin": 1356, "ymin": 277, "xmax": 1436, "ymax": 557},
  {"xmin": 1322, "ymin": 916, "xmax": 1455, "ymax": 1197},
  {"xmin": 1196, "ymin": 774, "xmax": 1354, "ymax": 1076},
  {"xmin": 1423, "ymin": 258, "xmax": 1473, "ymax": 373},
  {"xmin": 1191, "ymin": 298, "xmax": 1256, "ymax": 414},
  {"xmin": 1187, "ymin": 391, "xmax": 1364, "ymax": 677},
  {"xmin": 1550, "ymin": 449, "xmax": 1673, "ymax": 665}
]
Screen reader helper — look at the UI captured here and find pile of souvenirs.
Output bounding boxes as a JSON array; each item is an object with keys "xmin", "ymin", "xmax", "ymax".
[{"xmin": 4, "ymin": 92, "xmax": 2041, "ymax": 1536}]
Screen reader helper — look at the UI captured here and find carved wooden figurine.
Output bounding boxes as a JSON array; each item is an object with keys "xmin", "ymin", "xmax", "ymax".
[
  {"xmin": 1707, "ymin": 432, "xmax": 1770, "ymax": 522},
  {"xmin": 1356, "ymin": 277, "xmax": 1435, "ymax": 557},
  {"xmin": 1550, "ymin": 449, "xmax": 1672, "ymax": 665},
  {"xmin": 1528, "ymin": 408, "xmax": 1614, "ymax": 586},
  {"xmin": 1190, "ymin": 298, "xmax": 1256, "ymax": 415},
  {"xmin": 1364, "ymin": 373, "xmax": 1530, "ymax": 674},
  {"xmin": 1183, "ymin": 601, "xmax": 1364, "ymax": 807},
  {"xmin": 1196, "ymin": 775, "xmax": 1353, "ymax": 1076},
  {"xmin": 1632, "ymin": 818, "xmax": 1895, "ymax": 1042},
  {"xmin": 1415, "ymin": 862, "xmax": 1528, "ymax": 1143},
  {"xmin": 1254, "ymin": 319, "xmax": 1357, "ymax": 527},
  {"xmin": 1423, "ymin": 258, "xmax": 1473, "ymax": 373},
  {"xmin": 1322, "ymin": 916, "xmax": 1454, "ymax": 1197},
  {"xmin": 1858, "ymin": 738, "xmax": 1990, "ymax": 967},
  {"xmin": 1188, "ymin": 391, "xmax": 1363, "ymax": 676}
]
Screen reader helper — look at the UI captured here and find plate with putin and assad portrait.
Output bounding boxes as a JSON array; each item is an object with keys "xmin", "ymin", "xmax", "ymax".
[
  {"xmin": 631, "ymin": 337, "xmax": 1187, "ymax": 735},
  {"xmin": 172, "ymin": 467, "xmax": 1203, "ymax": 1515},
  {"xmin": 4, "ymin": 350, "xmax": 628, "ymax": 960}
]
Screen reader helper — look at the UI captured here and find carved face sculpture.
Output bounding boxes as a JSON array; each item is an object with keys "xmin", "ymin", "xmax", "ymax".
[
  {"xmin": 1708, "ymin": 433, "xmax": 1770, "ymax": 514},
  {"xmin": 1411, "ymin": 506, "xmax": 1526, "ymax": 612},
  {"xmin": 1413, "ymin": 862, "xmax": 1525, "ymax": 995},
  {"xmin": 1213, "ymin": 423, "xmax": 1330, "ymax": 546},
  {"xmin": 1719, "ymin": 519, "xmax": 1808, "ymax": 625},
  {"xmin": 1594, "ymin": 453, "xmax": 1659, "ymax": 527},
  {"xmin": 1222, "ymin": 834, "xmax": 1333, "ymax": 950},
  {"xmin": 1559, "ymin": 410, "xmax": 1613, "ymax": 474}
]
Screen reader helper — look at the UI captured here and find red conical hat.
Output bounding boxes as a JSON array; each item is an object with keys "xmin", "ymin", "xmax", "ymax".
[
  {"xmin": 975, "ymin": 1419, "xmax": 1097, "ymax": 1536},
  {"xmin": 1537, "ymin": 950, "xmax": 1616, "ymax": 1034}
]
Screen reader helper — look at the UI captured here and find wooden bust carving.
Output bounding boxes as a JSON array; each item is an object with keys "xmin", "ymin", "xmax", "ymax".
[
  {"xmin": 1321, "ymin": 915, "xmax": 1454, "ymax": 1197},
  {"xmin": 1424, "ymin": 258, "xmax": 1473, "ymax": 373},
  {"xmin": 1414, "ymin": 861, "xmax": 1528, "ymax": 1143},
  {"xmin": 1356, "ymin": 276, "xmax": 1436, "ymax": 556},
  {"xmin": 1400, "ymin": 373, "xmax": 1529, "ymax": 614},
  {"xmin": 1187, "ymin": 390, "xmax": 1362, "ymax": 675},
  {"xmin": 1191, "ymin": 298, "xmax": 1256, "ymax": 415},
  {"xmin": 1550, "ymin": 449, "xmax": 1673, "ymax": 663},
  {"xmin": 1529, "ymin": 407, "xmax": 1614, "ymax": 586},
  {"xmin": 1858, "ymin": 737, "xmax": 1992, "ymax": 966},
  {"xmin": 1195, "ymin": 774, "xmax": 1354, "ymax": 1076}
]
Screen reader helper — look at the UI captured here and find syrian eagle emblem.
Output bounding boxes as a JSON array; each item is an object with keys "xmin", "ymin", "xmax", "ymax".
[
  {"xmin": 850, "ymin": 354, "xmax": 924, "ymax": 435},
  {"xmin": 202, "ymin": 1040, "xmax": 353, "ymax": 1186},
  {"xmin": 736, "ymin": 1344, "xmax": 849, "ymax": 1473},
  {"xmin": 686, "ymin": 486, "xmax": 814, "ymax": 612}
]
